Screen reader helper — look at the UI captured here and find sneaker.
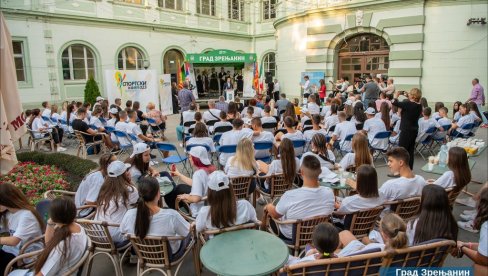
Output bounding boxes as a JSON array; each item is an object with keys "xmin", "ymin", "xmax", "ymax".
[
  {"xmin": 457, "ymin": 221, "xmax": 479, "ymax": 233},
  {"xmin": 257, "ymin": 196, "xmax": 267, "ymax": 205},
  {"xmin": 40, "ymin": 145, "xmax": 51, "ymax": 152},
  {"xmin": 462, "ymin": 209, "xmax": 477, "ymax": 216},
  {"xmin": 480, "ymin": 123, "xmax": 488, "ymax": 128},
  {"xmin": 459, "ymin": 213, "xmax": 476, "ymax": 221},
  {"xmin": 56, "ymin": 146, "xmax": 67, "ymax": 152},
  {"xmin": 455, "ymin": 197, "xmax": 477, "ymax": 208}
]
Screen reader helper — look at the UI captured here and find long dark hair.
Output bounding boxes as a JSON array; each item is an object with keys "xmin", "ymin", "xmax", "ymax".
[
  {"xmin": 467, "ymin": 102, "xmax": 483, "ymax": 120},
  {"xmin": 356, "ymin": 165, "xmax": 379, "ymax": 198},
  {"xmin": 413, "ymin": 185, "xmax": 458, "ymax": 244},
  {"xmin": 126, "ymin": 153, "xmax": 149, "ymax": 176},
  {"xmin": 312, "ymin": 223, "xmax": 339, "ymax": 259},
  {"xmin": 35, "ymin": 198, "xmax": 77, "ymax": 273},
  {"xmin": 353, "ymin": 102, "xmax": 366, "ymax": 123},
  {"xmin": 474, "ymin": 187, "xmax": 488, "ymax": 230},
  {"xmin": 453, "ymin": 101, "xmax": 462, "ymax": 114},
  {"xmin": 380, "ymin": 102, "xmax": 390, "ymax": 130},
  {"xmin": 207, "ymin": 186, "xmax": 237, "ymax": 229},
  {"xmin": 28, "ymin": 108, "xmax": 41, "ymax": 128},
  {"xmin": 97, "ymin": 173, "xmax": 134, "ymax": 215},
  {"xmin": 279, "ymin": 139, "xmax": 297, "ymax": 185},
  {"xmin": 134, "ymin": 177, "xmax": 159, "ymax": 239},
  {"xmin": 447, "ymin": 147, "xmax": 471, "ymax": 193},
  {"xmin": 193, "ymin": 122, "xmax": 209, "ymax": 138},
  {"xmin": 227, "ymin": 102, "xmax": 238, "ymax": 117},
  {"xmin": 283, "ymin": 102, "xmax": 296, "ymax": 122},
  {"xmin": 67, "ymin": 104, "xmax": 75, "ymax": 125},
  {"xmin": 310, "ymin": 133, "xmax": 334, "ymax": 165},
  {"xmin": 0, "ymin": 183, "xmax": 44, "ymax": 231}
]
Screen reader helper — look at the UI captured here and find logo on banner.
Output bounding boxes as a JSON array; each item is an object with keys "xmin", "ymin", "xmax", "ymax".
[{"xmin": 114, "ymin": 71, "xmax": 147, "ymax": 92}]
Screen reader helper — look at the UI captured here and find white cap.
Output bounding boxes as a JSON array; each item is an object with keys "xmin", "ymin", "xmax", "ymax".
[
  {"xmin": 208, "ymin": 171, "xmax": 230, "ymax": 192},
  {"xmin": 130, "ymin": 143, "xmax": 150, "ymax": 158},
  {"xmin": 109, "ymin": 108, "xmax": 119, "ymax": 114},
  {"xmin": 345, "ymin": 99, "xmax": 353, "ymax": 106},
  {"xmin": 107, "ymin": 161, "xmax": 131, "ymax": 178},
  {"xmin": 96, "ymin": 96, "xmax": 104, "ymax": 101},
  {"xmin": 365, "ymin": 107, "xmax": 376, "ymax": 115},
  {"xmin": 188, "ymin": 146, "xmax": 211, "ymax": 165}
]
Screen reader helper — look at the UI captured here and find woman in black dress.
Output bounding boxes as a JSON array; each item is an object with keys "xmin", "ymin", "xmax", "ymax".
[
  {"xmin": 171, "ymin": 82, "xmax": 179, "ymax": 114},
  {"xmin": 391, "ymin": 88, "xmax": 423, "ymax": 169}
]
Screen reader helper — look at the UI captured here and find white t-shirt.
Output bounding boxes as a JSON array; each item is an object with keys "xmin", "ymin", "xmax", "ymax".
[
  {"xmin": 324, "ymin": 115, "xmax": 339, "ymax": 130},
  {"xmin": 31, "ymin": 117, "xmax": 49, "ymax": 138},
  {"xmin": 187, "ymin": 137, "xmax": 216, "ymax": 157},
  {"xmin": 363, "ymin": 117, "xmax": 388, "ymax": 150},
  {"xmin": 303, "ymin": 129, "xmax": 328, "ymax": 142},
  {"xmin": 242, "ymin": 106, "xmax": 263, "ymax": 118},
  {"xmin": 114, "ymin": 121, "xmax": 130, "ymax": 145},
  {"xmin": 195, "ymin": 200, "xmax": 258, "ymax": 234},
  {"xmin": 433, "ymin": 117, "xmax": 452, "ymax": 139},
  {"xmin": 300, "ymin": 151, "xmax": 335, "ymax": 170},
  {"xmin": 275, "ymin": 186, "xmax": 335, "ymax": 239},
  {"xmin": 433, "ymin": 170, "xmax": 456, "ymax": 189},
  {"xmin": 75, "ymin": 171, "xmax": 105, "ymax": 207},
  {"xmin": 2, "ymin": 210, "xmax": 43, "ymax": 256},
  {"xmin": 282, "ymin": 130, "xmax": 305, "ymax": 156},
  {"xmin": 261, "ymin": 116, "xmax": 277, "ymax": 125},
  {"xmin": 479, "ymin": 221, "xmax": 488, "ymax": 257},
  {"xmin": 95, "ymin": 185, "xmax": 139, "ymax": 243},
  {"xmin": 129, "ymin": 166, "xmax": 144, "ymax": 183},
  {"xmin": 189, "ymin": 169, "xmax": 209, "ymax": 217},
  {"xmin": 337, "ymin": 195, "xmax": 384, "ymax": 214},
  {"xmin": 89, "ymin": 116, "xmax": 104, "ymax": 130},
  {"xmin": 263, "ymin": 158, "xmax": 300, "ymax": 189},
  {"xmin": 379, "ymin": 175, "xmax": 426, "ymax": 201},
  {"xmin": 38, "ymin": 226, "xmax": 88, "ymax": 276},
  {"xmin": 252, "ymin": 131, "xmax": 274, "ymax": 158},
  {"xmin": 41, "ymin": 108, "xmax": 51, "ymax": 118},
  {"xmin": 214, "ymin": 121, "xmax": 233, "ymax": 130},
  {"xmin": 338, "ymin": 239, "xmax": 385, "ymax": 257},
  {"xmin": 307, "ymin": 103, "xmax": 321, "ymax": 115},
  {"xmin": 120, "ymin": 208, "xmax": 190, "ymax": 253},
  {"xmin": 390, "ymin": 119, "xmax": 401, "ymax": 144},
  {"xmin": 320, "ymin": 105, "xmax": 331, "ymax": 117},
  {"xmin": 225, "ymin": 156, "xmax": 256, "ymax": 178},
  {"xmin": 219, "ymin": 128, "xmax": 254, "ymax": 165},
  {"xmin": 456, "ymin": 114, "xmax": 475, "ymax": 135},
  {"xmin": 203, "ymin": 109, "xmax": 222, "ymax": 123},
  {"xmin": 333, "ymin": 121, "xmax": 357, "ymax": 151},
  {"xmin": 417, "ymin": 118, "xmax": 440, "ymax": 142},
  {"xmin": 127, "ymin": 122, "xmax": 144, "ymax": 143}
]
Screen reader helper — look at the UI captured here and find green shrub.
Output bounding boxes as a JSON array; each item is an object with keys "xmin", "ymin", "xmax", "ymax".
[
  {"xmin": 84, "ymin": 75, "xmax": 101, "ymax": 106},
  {"xmin": 16, "ymin": 152, "xmax": 97, "ymax": 190}
]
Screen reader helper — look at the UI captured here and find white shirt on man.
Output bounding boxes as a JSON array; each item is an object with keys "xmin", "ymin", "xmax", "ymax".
[
  {"xmin": 90, "ymin": 116, "xmax": 104, "ymax": 130},
  {"xmin": 127, "ymin": 121, "xmax": 144, "ymax": 143},
  {"xmin": 417, "ymin": 117, "xmax": 440, "ymax": 142},
  {"xmin": 282, "ymin": 130, "xmax": 305, "ymax": 156},
  {"xmin": 195, "ymin": 200, "xmax": 258, "ymax": 234},
  {"xmin": 203, "ymin": 108, "xmax": 222, "ymax": 122},
  {"xmin": 379, "ymin": 175, "xmax": 426, "ymax": 201},
  {"xmin": 120, "ymin": 208, "xmax": 190, "ymax": 252},
  {"xmin": 252, "ymin": 131, "xmax": 275, "ymax": 159},
  {"xmin": 333, "ymin": 121, "xmax": 357, "ymax": 151},
  {"xmin": 433, "ymin": 117, "xmax": 452, "ymax": 139},
  {"xmin": 31, "ymin": 117, "xmax": 49, "ymax": 138},
  {"xmin": 275, "ymin": 186, "xmax": 335, "ymax": 239},
  {"xmin": 324, "ymin": 115, "xmax": 339, "ymax": 130},
  {"xmin": 307, "ymin": 103, "xmax": 321, "ymax": 115},
  {"xmin": 114, "ymin": 121, "xmax": 130, "ymax": 145},
  {"xmin": 363, "ymin": 117, "xmax": 388, "ymax": 150},
  {"xmin": 219, "ymin": 128, "xmax": 254, "ymax": 165}
]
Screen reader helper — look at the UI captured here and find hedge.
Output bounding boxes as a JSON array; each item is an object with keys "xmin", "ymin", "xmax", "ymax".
[{"xmin": 16, "ymin": 151, "xmax": 97, "ymax": 190}]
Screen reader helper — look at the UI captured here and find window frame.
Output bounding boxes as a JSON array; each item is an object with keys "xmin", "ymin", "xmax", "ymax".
[
  {"xmin": 196, "ymin": 0, "xmax": 216, "ymax": 16},
  {"xmin": 62, "ymin": 44, "xmax": 96, "ymax": 82},
  {"xmin": 262, "ymin": 0, "xmax": 276, "ymax": 21},
  {"xmin": 262, "ymin": 52, "xmax": 276, "ymax": 77},
  {"xmin": 228, "ymin": 0, "xmax": 244, "ymax": 21},
  {"xmin": 11, "ymin": 38, "xmax": 31, "ymax": 86},
  {"xmin": 117, "ymin": 46, "xmax": 145, "ymax": 70},
  {"xmin": 158, "ymin": 0, "xmax": 183, "ymax": 11}
]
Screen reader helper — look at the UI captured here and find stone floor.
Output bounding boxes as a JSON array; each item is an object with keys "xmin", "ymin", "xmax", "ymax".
[{"xmin": 17, "ymin": 112, "xmax": 488, "ymax": 275}]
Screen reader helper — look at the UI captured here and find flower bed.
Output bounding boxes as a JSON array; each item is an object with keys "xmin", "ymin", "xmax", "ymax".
[{"xmin": 0, "ymin": 162, "xmax": 70, "ymax": 204}]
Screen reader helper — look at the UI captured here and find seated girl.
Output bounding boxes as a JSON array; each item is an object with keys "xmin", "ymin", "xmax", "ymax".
[
  {"xmin": 428, "ymin": 146, "xmax": 471, "ymax": 192},
  {"xmin": 195, "ymin": 171, "xmax": 258, "ymax": 234},
  {"xmin": 338, "ymin": 133, "xmax": 373, "ymax": 172},
  {"xmin": 300, "ymin": 133, "xmax": 335, "ymax": 170},
  {"xmin": 187, "ymin": 122, "xmax": 216, "ymax": 159}
]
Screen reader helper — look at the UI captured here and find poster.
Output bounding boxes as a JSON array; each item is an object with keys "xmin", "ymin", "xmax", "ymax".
[
  {"xmin": 300, "ymin": 71, "xmax": 325, "ymax": 95},
  {"xmin": 159, "ymin": 74, "xmax": 173, "ymax": 115},
  {"xmin": 104, "ymin": 70, "xmax": 159, "ymax": 112}
]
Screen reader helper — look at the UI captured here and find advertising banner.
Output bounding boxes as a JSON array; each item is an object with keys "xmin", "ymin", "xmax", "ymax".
[
  {"xmin": 300, "ymin": 71, "xmax": 325, "ymax": 95},
  {"xmin": 158, "ymin": 74, "xmax": 173, "ymax": 115},
  {"xmin": 104, "ymin": 70, "xmax": 159, "ymax": 112}
]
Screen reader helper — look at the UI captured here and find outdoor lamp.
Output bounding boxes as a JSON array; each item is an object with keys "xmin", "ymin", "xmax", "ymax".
[{"xmin": 143, "ymin": 59, "xmax": 150, "ymax": 69}]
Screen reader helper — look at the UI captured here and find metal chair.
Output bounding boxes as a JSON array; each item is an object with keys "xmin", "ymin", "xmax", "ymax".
[
  {"xmin": 336, "ymin": 205, "xmax": 385, "ymax": 239},
  {"xmin": 105, "ymin": 125, "xmax": 115, "ymax": 133},
  {"xmin": 450, "ymin": 123, "xmax": 475, "ymax": 139},
  {"xmin": 383, "ymin": 197, "xmax": 421, "ymax": 222},
  {"xmin": 217, "ymin": 144, "xmax": 237, "ymax": 167},
  {"xmin": 76, "ymin": 219, "xmax": 132, "ymax": 276},
  {"xmin": 146, "ymin": 117, "xmax": 165, "ymax": 138},
  {"xmin": 74, "ymin": 130, "xmax": 105, "ymax": 159},
  {"xmin": 415, "ymin": 126, "xmax": 436, "ymax": 160},
  {"xmin": 262, "ymin": 211, "xmax": 331, "ymax": 256},
  {"xmin": 128, "ymin": 227, "xmax": 198, "ymax": 276},
  {"xmin": 432, "ymin": 124, "xmax": 451, "ymax": 149},
  {"xmin": 112, "ymin": 130, "xmax": 134, "ymax": 156},
  {"xmin": 255, "ymin": 174, "xmax": 291, "ymax": 204},
  {"xmin": 338, "ymin": 133, "xmax": 354, "ymax": 156},
  {"xmin": 156, "ymin": 142, "xmax": 191, "ymax": 176},
  {"xmin": 254, "ymin": 141, "xmax": 274, "ymax": 163},
  {"xmin": 292, "ymin": 139, "xmax": 307, "ymax": 158},
  {"xmin": 369, "ymin": 131, "xmax": 391, "ymax": 164},
  {"xmin": 262, "ymin": 122, "xmax": 278, "ymax": 133},
  {"xmin": 213, "ymin": 125, "xmax": 233, "ymax": 134}
]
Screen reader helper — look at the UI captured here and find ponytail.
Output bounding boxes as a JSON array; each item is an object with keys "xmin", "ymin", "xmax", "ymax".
[
  {"xmin": 35, "ymin": 225, "xmax": 71, "ymax": 273},
  {"xmin": 134, "ymin": 177, "xmax": 160, "ymax": 239},
  {"xmin": 388, "ymin": 228, "xmax": 408, "ymax": 250},
  {"xmin": 380, "ymin": 213, "xmax": 408, "ymax": 250}
]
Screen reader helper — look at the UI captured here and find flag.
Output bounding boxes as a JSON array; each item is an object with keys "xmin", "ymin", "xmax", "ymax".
[
  {"xmin": 253, "ymin": 61, "xmax": 260, "ymax": 93},
  {"xmin": 1, "ymin": 12, "xmax": 27, "ymax": 174},
  {"xmin": 176, "ymin": 60, "xmax": 183, "ymax": 87}
]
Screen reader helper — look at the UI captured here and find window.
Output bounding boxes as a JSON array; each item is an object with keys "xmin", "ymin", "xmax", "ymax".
[
  {"xmin": 228, "ymin": 0, "xmax": 244, "ymax": 21},
  {"xmin": 263, "ymin": 0, "xmax": 276, "ymax": 20},
  {"xmin": 12, "ymin": 41, "xmax": 27, "ymax": 82},
  {"xmin": 117, "ymin": 46, "xmax": 145, "ymax": 70},
  {"xmin": 118, "ymin": 0, "xmax": 143, "ymax": 4},
  {"xmin": 62, "ymin": 44, "xmax": 96, "ymax": 81},
  {"xmin": 158, "ymin": 0, "xmax": 183, "ymax": 10},
  {"xmin": 262, "ymin": 52, "xmax": 276, "ymax": 77},
  {"xmin": 196, "ymin": 0, "xmax": 215, "ymax": 16}
]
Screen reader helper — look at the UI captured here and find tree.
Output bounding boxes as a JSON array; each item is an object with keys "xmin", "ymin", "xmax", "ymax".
[{"xmin": 84, "ymin": 75, "xmax": 101, "ymax": 105}]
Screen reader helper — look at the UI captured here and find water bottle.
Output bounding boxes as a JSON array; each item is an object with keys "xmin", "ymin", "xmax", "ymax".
[{"xmin": 439, "ymin": 145, "xmax": 448, "ymax": 167}]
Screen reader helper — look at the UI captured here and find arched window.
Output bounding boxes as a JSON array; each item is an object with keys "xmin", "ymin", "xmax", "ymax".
[
  {"xmin": 163, "ymin": 49, "xmax": 184, "ymax": 75},
  {"xmin": 62, "ymin": 44, "xmax": 96, "ymax": 81},
  {"xmin": 262, "ymin": 52, "xmax": 276, "ymax": 77},
  {"xmin": 117, "ymin": 46, "xmax": 145, "ymax": 70}
]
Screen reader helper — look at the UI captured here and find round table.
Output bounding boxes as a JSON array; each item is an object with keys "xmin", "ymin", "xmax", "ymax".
[
  {"xmin": 200, "ymin": 229, "xmax": 289, "ymax": 276},
  {"xmin": 157, "ymin": 177, "xmax": 174, "ymax": 196},
  {"xmin": 320, "ymin": 171, "xmax": 354, "ymax": 196}
]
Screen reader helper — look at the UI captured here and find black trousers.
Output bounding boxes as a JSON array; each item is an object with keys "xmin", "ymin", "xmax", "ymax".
[
  {"xmin": 0, "ymin": 249, "xmax": 16, "ymax": 275},
  {"xmin": 398, "ymin": 129, "xmax": 418, "ymax": 169}
]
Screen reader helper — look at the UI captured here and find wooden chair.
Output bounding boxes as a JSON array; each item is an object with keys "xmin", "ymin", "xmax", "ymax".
[
  {"xmin": 128, "ymin": 225, "xmax": 198, "ymax": 276},
  {"xmin": 27, "ymin": 126, "xmax": 54, "ymax": 151},
  {"xmin": 4, "ymin": 249, "xmax": 43, "ymax": 276},
  {"xmin": 335, "ymin": 205, "xmax": 385, "ymax": 239},
  {"xmin": 279, "ymin": 250, "xmax": 388, "ymax": 276},
  {"xmin": 43, "ymin": 189, "xmax": 76, "ymax": 200},
  {"xmin": 229, "ymin": 176, "xmax": 255, "ymax": 206},
  {"xmin": 74, "ymin": 130, "xmax": 105, "ymax": 159},
  {"xmin": 262, "ymin": 210, "xmax": 331, "ymax": 256},
  {"xmin": 446, "ymin": 188, "xmax": 462, "ymax": 206},
  {"xmin": 198, "ymin": 221, "xmax": 262, "ymax": 245},
  {"xmin": 174, "ymin": 197, "xmax": 207, "ymax": 222},
  {"xmin": 383, "ymin": 197, "xmax": 421, "ymax": 222},
  {"xmin": 255, "ymin": 174, "xmax": 291, "ymax": 204},
  {"xmin": 386, "ymin": 239, "xmax": 456, "ymax": 268},
  {"xmin": 76, "ymin": 219, "xmax": 131, "ymax": 276},
  {"xmin": 77, "ymin": 204, "xmax": 98, "ymax": 220}
]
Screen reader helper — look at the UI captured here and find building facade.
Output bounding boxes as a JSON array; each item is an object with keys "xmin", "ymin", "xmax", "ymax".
[{"xmin": 1, "ymin": 0, "xmax": 487, "ymax": 108}]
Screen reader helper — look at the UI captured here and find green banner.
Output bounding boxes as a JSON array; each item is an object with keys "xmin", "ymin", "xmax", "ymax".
[{"xmin": 187, "ymin": 49, "xmax": 257, "ymax": 64}]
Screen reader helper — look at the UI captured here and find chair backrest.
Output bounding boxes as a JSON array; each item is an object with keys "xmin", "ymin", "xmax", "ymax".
[
  {"xmin": 146, "ymin": 117, "xmax": 157, "ymax": 125},
  {"xmin": 356, "ymin": 123, "xmax": 364, "ymax": 130},
  {"xmin": 461, "ymin": 123, "xmax": 475, "ymax": 130},
  {"xmin": 303, "ymin": 126, "xmax": 313, "ymax": 132},
  {"xmin": 156, "ymin": 142, "xmax": 178, "ymax": 152},
  {"xmin": 346, "ymin": 205, "xmax": 385, "ymax": 238},
  {"xmin": 386, "ymin": 197, "xmax": 421, "ymax": 221},
  {"xmin": 214, "ymin": 125, "xmax": 233, "ymax": 134},
  {"xmin": 35, "ymin": 199, "xmax": 52, "ymax": 224},
  {"xmin": 105, "ymin": 126, "xmax": 115, "ymax": 133},
  {"xmin": 206, "ymin": 119, "xmax": 219, "ymax": 127},
  {"xmin": 213, "ymin": 133, "xmax": 222, "ymax": 144},
  {"xmin": 386, "ymin": 239, "xmax": 456, "ymax": 268},
  {"xmin": 344, "ymin": 134, "xmax": 354, "ymax": 142},
  {"xmin": 218, "ymin": 144, "xmax": 237, "ymax": 154},
  {"xmin": 76, "ymin": 219, "xmax": 117, "ymax": 253},
  {"xmin": 446, "ymin": 188, "xmax": 462, "ymax": 206},
  {"xmin": 41, "ymin": 116, "xmax": 51, "ymax": 122},
  {"xmin": 373, "ymin": 131, "xmax": 391, "ymax": 140},
  {"xmin": 262, "ymin": 122, "xmax": 278, "ymax": 130},
  {"xmin": 89, "ymin": 124, "xmax": 98, "ymax": 130},
  {"xmin": 253, "ymin": 141, "xmax": 273, "ymax": 151},
  {"xmin": 268, "ymin": 174, "xmax": 292, "ymax": 199},
  {"xmin": 327, "ymin": 125, "xmax": 336, "ymax": 133},
  {"xmin": 183, "ymin": 120, "xmax": 196, "ymax": 127},
  {"xmin": 281, "ymin": 250, "xmax": 388, "ymax": 276},
  {"xmin": 59, "ymin": 118, "xmax": 68, "ymax": 125},
  {"xmin": 291, "ymin": 215, "xmax": 331, "ymax": 253},
  {"xmin": 186, "ymin": 144, "xmax": 211, "ymax": 152},
  {"xmin": 292, "ymin": 139, "xmax": 306, "ymax": 148},
  {"xmin": 129, "ymin": 235, "xmax": 173, "ymax": 267},
  {"xmin": 99, "ymin": 117, "xmax": 107, "ymax": 124},
  {"xmin": 199, "ymin": 222, "xmax": 261, "ymax": 244},
  {"xmin": 229, "ymin": 176, "xmax": 254, "ymax": 200},
  {"xmin": 128, "ymin": 133, "xmax": 138, "ymax": 143},
  {"xmin": 303, "ymin": 119, "xmax": 312, "ymax": 126},
  {"xmin": 425, "ymin": 126, "xmax": 437, "ymax": 134},
  {"xmin": 74, "ymin": 130, "xmax": 88, "ymax": 144}
]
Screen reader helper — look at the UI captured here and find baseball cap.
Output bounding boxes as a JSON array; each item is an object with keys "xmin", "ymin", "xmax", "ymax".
[
  {"xmin": 365, "ymin": 107, "xmax": 376, "ymax": 115},
  {"xmin": 107, "ymin": 161, "xmax": 131, "ymax": 178},
  {"xmin": 208, "ymin": 171, "xmax": 230, "ymax": 192},
  {"xmin": 345, "ymin": 99, "xmax": 353, "ymax": 106},
  {"xmin": 109, "ymin": 107, "xmax": 119, "ymax": 114},
  {"xmin": 188, "ymin": 146, "xmax": 211, "ymax": 165},
  {"xmin": 130, "ymin": 143, "xmax": 150, "ymax": 158},
  {"xmin": 96, "ymin": 96, "xmax": 104, "ymax": 101}
]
